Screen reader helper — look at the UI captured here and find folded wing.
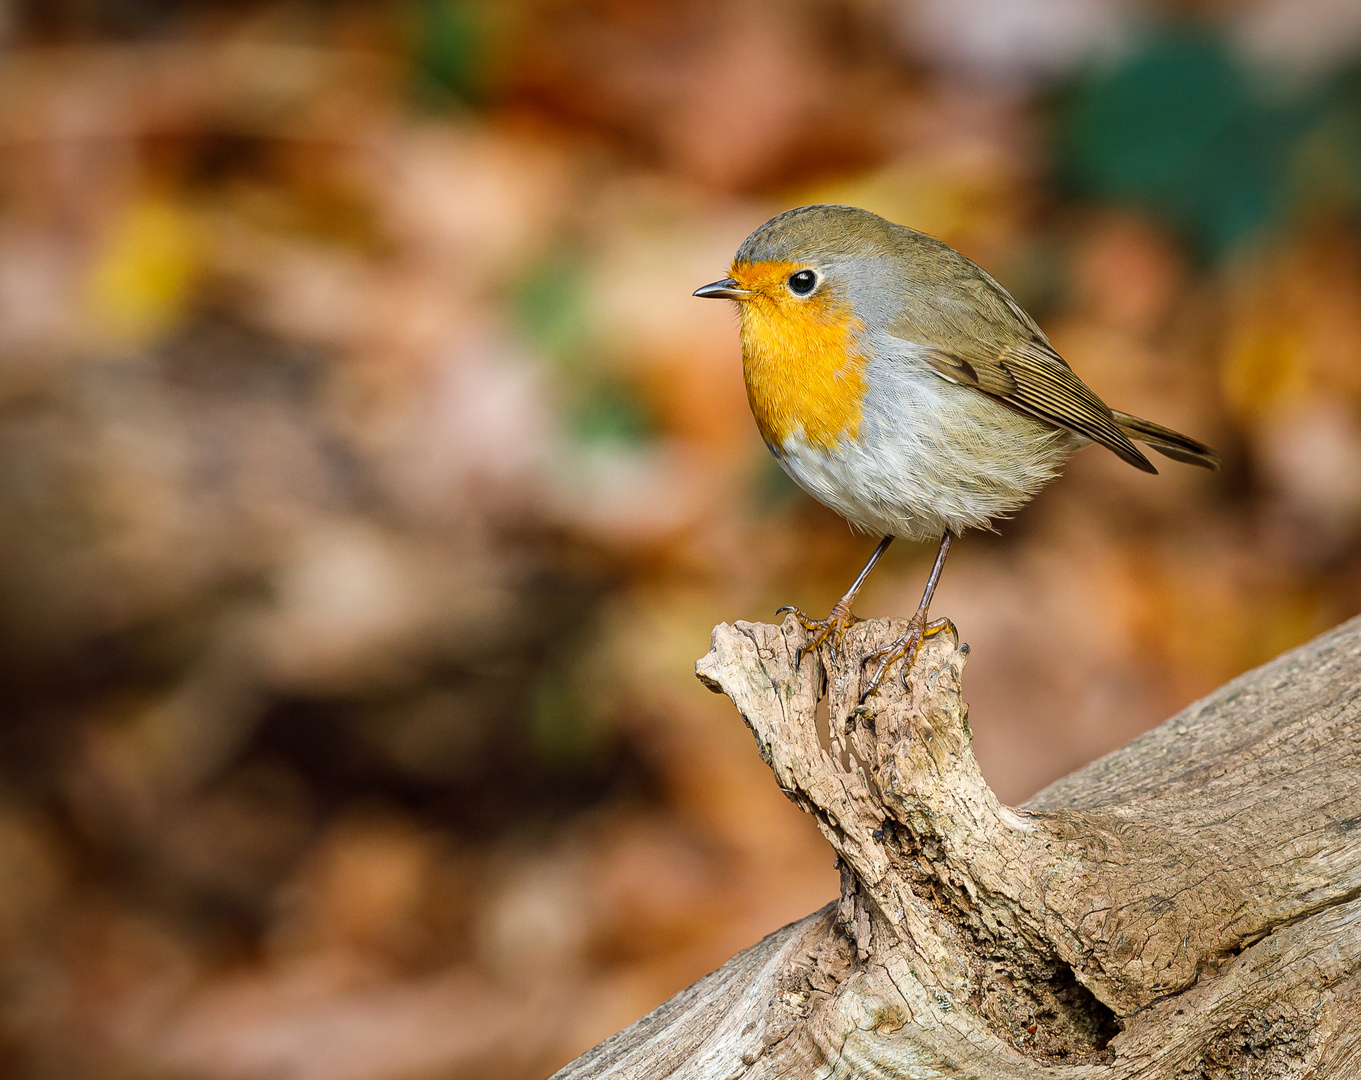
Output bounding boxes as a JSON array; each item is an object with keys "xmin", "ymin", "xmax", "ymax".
[{"xmin": 913, "ymin": 338, "xmax": 1158, "ymax": 473}]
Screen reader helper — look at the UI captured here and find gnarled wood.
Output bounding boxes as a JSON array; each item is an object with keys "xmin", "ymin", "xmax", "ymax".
[{"xmin": 554, "ymin": 615, "xmax": 1361, "ymax": 1079}]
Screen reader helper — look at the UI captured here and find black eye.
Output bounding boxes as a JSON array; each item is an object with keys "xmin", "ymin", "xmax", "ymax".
[{"xmin": 787, "ymin": 269, "xmax": 817, "ymax": 296}]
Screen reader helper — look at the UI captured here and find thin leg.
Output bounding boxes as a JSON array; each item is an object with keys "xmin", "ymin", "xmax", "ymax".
[
  {"xmin": 861, "ymin": 532, "xmax": 959, "ymax": 700},
  {"xmin": 842, "ymin": 535, "xmax": 896, "ymax": 607},
  {"xmin": 913, "ymin": 531, "xmax": 952, "ymax": 622},
  {"xmin": 778, "ymin": 535, "xmax": 894, "ymax": 667}
]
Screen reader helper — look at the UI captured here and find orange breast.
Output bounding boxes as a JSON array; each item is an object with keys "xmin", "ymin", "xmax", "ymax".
[{"xmin": 732, "ymin": 260, "xmax": 868, "ymax": 451}]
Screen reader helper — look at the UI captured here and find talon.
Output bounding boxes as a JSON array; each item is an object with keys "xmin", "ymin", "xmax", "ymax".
[
  {"xmin": 859, "ymin": 664, "xmax": 885, "ymax": 703},
  {"xmin": 923, "ymin": 617, "xmax": 958, "ymax": 645},
  {"xmin": 859, "ymin": 650, "xmax": 894, "ymax": 701},
  {"xmin": 897, "ymin": 634, "xmax": 925, "ymax": 689},
  {"xmin": 777, "ymin": 599, "xmax": 860, "ymax": 667},
  {"xmin": 777, "ymin": 536, "xmax": 897, "ymax": 676},
  {"xmin": 858, "ymin": 614, "xmax": 938, "ymax": 697}
]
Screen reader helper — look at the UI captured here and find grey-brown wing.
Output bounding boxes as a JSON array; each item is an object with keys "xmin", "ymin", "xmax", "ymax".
[
  {"xmin": 917, "ymin": 340, "xmax": 1156, "ymax": 473},
  {"xmin": 883, "ymin": 255, "xmax": 1155, "ymax": 472}
]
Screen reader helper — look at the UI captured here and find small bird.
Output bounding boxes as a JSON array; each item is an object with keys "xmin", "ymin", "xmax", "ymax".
[{"xmin": 695, "ymin": 204, "xmax": 1219, "ymax": 696}]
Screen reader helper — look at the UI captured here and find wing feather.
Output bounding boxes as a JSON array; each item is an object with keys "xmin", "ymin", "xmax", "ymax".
[
  {"xmin": 919, "ymin": 341, "xmax": 1156, "ymax": 473},
  {"xmin": 884, "ymin": 254, "xmax": 1156, "ymax": 473}
]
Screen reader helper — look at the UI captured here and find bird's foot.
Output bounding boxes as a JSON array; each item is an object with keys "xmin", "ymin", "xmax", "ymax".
[
  {"xmin": 860, "ymin": 615, "xmax": 958, "ymax": 702},
  {"xmin": 776, "ymin": 599, "xmax": 861, "ymax": 669}
]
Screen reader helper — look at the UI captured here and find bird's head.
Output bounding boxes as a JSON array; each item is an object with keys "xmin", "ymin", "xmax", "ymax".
[
  {"xmin": 693, "ymin": 204, "xmax": 912, "ymax": 342},
  {"xmin": 693, "ymin": 205, "xmax": 905, "ymax": 449}
]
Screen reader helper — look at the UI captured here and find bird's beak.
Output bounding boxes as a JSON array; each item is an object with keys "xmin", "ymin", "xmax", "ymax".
[{"xmin": 693, "ymin": 278, "xmax": 749, "ymax": 300}]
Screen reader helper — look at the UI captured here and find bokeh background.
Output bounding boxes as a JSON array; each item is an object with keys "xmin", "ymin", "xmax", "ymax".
[{"xmin": 1, "ymin": 0, "xmax": 1360, "ymax": 1076}]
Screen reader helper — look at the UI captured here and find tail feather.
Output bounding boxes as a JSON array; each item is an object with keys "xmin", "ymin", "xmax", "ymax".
[{"xmin": 1111, "ymin": 411, "xmax": 1221, "ymax": 471}]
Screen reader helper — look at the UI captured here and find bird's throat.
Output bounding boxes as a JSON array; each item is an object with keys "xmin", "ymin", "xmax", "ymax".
[{"xmin": 738, "ymin": 290, "xmax": 868, "ymax": 452}]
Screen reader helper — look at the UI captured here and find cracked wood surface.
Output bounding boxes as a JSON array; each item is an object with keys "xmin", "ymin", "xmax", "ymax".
[{"xmin": 552, "ymin": 615, "xmax": 1361, "ymax": 1080}]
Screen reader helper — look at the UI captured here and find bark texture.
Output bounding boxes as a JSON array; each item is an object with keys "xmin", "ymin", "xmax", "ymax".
[{"xmin": 553, "ymin": 614, "xmax": 1361, "ymax": 1079}]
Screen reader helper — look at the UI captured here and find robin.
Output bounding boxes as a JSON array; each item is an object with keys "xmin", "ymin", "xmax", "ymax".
[{"xmin": 695, "ymin": 204, "xmax": 1219, "ymax": 697}]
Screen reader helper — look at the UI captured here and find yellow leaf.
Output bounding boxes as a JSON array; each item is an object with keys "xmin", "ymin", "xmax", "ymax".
[
  {"xmin": 87, "ymin": 198, "xmax": 201, "ymax": 346},
  {"xmin": 1220, "ymin": 319, "xmax": 1309, "ymax": 421}
]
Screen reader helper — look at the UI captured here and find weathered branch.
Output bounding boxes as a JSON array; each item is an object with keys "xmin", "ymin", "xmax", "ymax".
[{"xmin": 554, "ymin": 614, "xmax": 1361, "ymax": 1078}]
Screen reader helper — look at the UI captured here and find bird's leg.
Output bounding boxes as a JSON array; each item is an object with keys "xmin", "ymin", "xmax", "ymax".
[
  {"xmin": 779, "ymin": 536, "xmax": 893, "ymax": 669},
  {"xmin": 861, "ymin": 532, "xmax": 958, "ymax": 701}
]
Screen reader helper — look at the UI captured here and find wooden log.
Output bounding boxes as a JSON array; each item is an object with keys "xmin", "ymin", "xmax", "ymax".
[{"xmin": 553, "ymin": 614, "xmax": 1361, "ymax": 1079}]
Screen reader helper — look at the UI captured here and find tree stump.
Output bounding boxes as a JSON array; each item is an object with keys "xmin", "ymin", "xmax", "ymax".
[{"xmin": 553, "ymin": 614, "xmax": 1361, "ymax": 1079}]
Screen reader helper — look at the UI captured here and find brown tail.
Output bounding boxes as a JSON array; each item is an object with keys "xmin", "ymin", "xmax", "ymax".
[{"xmin": 1112, "ymin": 411, "xmax": 1221, "ymax": 471}]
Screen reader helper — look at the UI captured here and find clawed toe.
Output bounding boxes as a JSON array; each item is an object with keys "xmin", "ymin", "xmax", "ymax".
[
  {"xmin": 777, "ymin": 602, "xmax": 861, "ymax": 669},
  {"xmin": 776, "ymin": 534, "xmax": 960, "ymax": 692},
  {"xmin": 859, "ymin": 616, "xmax": 958, "ymax": 702}
]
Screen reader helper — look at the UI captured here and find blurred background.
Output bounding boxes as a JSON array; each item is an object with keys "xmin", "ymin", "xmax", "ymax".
[{"xmin": 0, "ymin": 0, "xmax": 1359, "ymax": 1076}]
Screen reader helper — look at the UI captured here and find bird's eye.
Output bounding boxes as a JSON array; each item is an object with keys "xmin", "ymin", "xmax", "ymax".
[{"xmin": 787, "ymin": 269, "xmax": 818, "ymax": 296}]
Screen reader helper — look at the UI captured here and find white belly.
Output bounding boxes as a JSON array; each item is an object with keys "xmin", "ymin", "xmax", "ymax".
[{"xmin": 774, "ymin": 358, "xmax": 1071, "ymax": 541}]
